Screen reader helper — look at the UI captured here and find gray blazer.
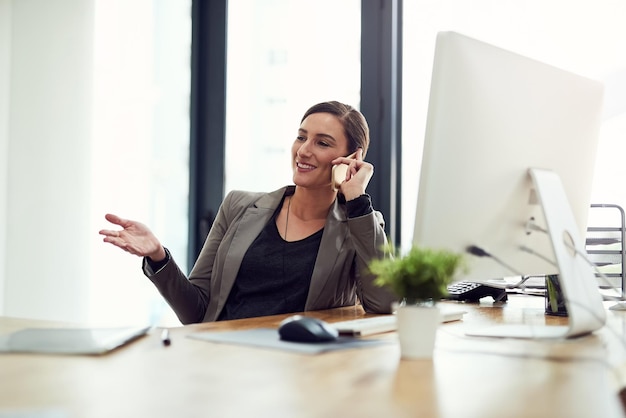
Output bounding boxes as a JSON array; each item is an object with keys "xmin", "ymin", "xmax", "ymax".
[{"xmin": 144, "ymin": 186, "xmax": 397, "ymax": 324}]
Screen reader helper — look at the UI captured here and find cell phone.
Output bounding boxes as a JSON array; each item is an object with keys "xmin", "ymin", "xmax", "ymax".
[{"xmin": 331, "ymin": 152, "xmax": 357, "ymax": 191}]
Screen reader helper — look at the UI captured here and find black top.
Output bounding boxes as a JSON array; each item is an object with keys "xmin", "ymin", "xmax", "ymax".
[{"xmin": 218, "ymin": 203, "xmax": 323, "ymax": 320}]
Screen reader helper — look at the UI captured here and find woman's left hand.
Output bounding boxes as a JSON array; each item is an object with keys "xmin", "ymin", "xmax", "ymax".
[{"xmin": 331, "ymin": 148, "xmax": 373, "ymax": 200}]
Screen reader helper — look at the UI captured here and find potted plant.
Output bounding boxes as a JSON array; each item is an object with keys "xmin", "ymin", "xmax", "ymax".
[{"xmin": 369, "ymin": 245, "xmax": 464, "ymax": 359}]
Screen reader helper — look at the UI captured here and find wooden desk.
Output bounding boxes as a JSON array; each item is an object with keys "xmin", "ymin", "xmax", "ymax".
[{"xmin": 2, "ymin": 295, "xmax": 626, "ymax": 418}]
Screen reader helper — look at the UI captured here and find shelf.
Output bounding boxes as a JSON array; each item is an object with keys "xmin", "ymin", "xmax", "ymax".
[{"xmin": 585, "ymin": 204, "xmax": 626, "ymax": 291}]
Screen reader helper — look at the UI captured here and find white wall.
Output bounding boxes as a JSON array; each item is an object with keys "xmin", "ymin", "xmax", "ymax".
[
  {"xmin": 0, "ymin": 0, "xmax": 189, "ymax": 327},
  {"xmin": 0, "ymin": 0, "xmax": 10, "ymax": 315},
  {"xmin": 1, "ymin": 0, "xmax": 94, "ymax": 322}
]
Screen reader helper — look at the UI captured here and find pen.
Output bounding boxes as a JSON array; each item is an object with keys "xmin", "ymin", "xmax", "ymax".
[{"xmin": 161, "ymin": 328, "xmax": 171, "ymax": 346}]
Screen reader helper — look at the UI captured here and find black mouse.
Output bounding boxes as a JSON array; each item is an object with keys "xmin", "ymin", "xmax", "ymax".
[{"xmin": 278, "ymin": 315, "xmax": 339, "ymax": 343}]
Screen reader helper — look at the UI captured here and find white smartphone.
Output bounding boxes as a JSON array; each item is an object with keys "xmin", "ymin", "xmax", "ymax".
[{"xmin": 331, "ymin": 152, "xmax": 357, "ymax": 191}]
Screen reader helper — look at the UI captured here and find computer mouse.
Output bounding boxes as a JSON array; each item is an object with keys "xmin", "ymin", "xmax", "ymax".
[{"xmin": 278, "ymin": 315, "xmax": 339, "ymax": 343}]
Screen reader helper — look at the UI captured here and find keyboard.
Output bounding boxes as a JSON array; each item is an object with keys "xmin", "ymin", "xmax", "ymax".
[
  {"xmin": 332, "ymin": 308, "xmax": 466, "ymax": 337},
  {"xmin": 445, "ymin": 281, "xmax": 508, "ymax": 302}
]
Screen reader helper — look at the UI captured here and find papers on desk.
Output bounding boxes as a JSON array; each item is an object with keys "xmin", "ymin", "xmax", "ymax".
[
  {"xmin": 188, "ymin": 328, "xmax": 390, "ymax": 355},
  {"xmin": 0, "ymin": 326, "xmax": 150, "ymax": 355}
]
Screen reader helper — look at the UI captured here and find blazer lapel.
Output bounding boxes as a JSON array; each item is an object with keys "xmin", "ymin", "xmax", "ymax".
[
  {"xmin": 214, "ymin": 188, "xmax": 287, "ymax": 315},
  {"xmin": 305, "ymin": 199, "xmax": 347, "ymax": 308}
]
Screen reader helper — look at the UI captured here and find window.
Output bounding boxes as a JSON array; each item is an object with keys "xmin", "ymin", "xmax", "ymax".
[
  {"xmin": 89, "ymin": 0, "xmax": 191, "ymax": 326},
  {"xmin": 224, "ymin": 0, "xmax": 361, "ymax": 192},
  {"xmin": 401, "ymin": 1, "xmax": 626, "ymax": 250}
]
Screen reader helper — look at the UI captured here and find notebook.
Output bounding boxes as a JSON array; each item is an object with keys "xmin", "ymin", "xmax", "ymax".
[
  {"xmin": 0, "ymin": 326, "xmax": 151, "ymax": 355},
  {"xmin": 332, "ymin": 307, "xmax": 466, "ymax": 337}
]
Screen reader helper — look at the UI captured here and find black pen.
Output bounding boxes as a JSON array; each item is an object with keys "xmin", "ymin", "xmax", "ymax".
[{"xmin": 161, "ymin": 328, "xmax": 171, "ymax": 346}]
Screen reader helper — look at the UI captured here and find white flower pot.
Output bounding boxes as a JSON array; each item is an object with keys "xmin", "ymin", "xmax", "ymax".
[{"xmin": 394, "ymin": 302, "xmax": 441, "ymax": 359}]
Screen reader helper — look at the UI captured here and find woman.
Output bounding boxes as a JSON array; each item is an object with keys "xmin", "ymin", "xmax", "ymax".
[{"xmin": 100, "ymin": 101, "xmax": 397, "ymax": 324}]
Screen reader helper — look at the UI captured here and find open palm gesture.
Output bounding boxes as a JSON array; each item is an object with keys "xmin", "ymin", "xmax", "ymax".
[{"xmin": 99, "ymin": 213, "xmax": 166, "ymax": 261}]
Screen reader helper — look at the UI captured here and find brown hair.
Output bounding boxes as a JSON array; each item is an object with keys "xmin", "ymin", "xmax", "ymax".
[{"xmin": 300, "ymin": 101, "xmax": 370, "ymax": 157}]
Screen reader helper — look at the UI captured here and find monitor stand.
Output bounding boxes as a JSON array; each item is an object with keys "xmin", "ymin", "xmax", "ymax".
[
  {"xmin": 466, "ymin": 168, "xmax": 606, "ymax": 339},
  {"xmin": 528, "ymin": 168, "xmax": 606, "ymax": 336}
]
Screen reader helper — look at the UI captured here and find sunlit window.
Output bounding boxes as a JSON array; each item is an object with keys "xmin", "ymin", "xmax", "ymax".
[
  {"xmin": 89, "ymin": 0, "xmax": 191, "ymax": 326},
  {"xmin": 225, "ymin": 0, "xmax": 361, "ymax": 193},
  {"xmin": 401, "ymin": 0, "xmax": 626, "ymax": 251}
]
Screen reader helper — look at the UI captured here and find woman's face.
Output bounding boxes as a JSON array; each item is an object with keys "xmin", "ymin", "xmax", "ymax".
[{"xmin": 292, "ymin": 112, "xmax": 350, "ymax": 190}]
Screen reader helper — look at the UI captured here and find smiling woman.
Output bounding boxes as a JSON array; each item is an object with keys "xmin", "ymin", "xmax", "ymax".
[
  {"xmin": 291, "ymin": 101, "xmax": 370, "ymax": 199},
  {"xmin": 292, "ymin": 113, "xmax": 350, "ymax": 191},
  {"xmin": 99, "ymin": 101, "xmax": 399, "ymax": 325}
]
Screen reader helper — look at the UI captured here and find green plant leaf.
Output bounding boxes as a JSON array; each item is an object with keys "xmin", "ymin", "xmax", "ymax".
[{"xmin": 369, "ymin": 245, "xmax": 465, "ymax": 301}]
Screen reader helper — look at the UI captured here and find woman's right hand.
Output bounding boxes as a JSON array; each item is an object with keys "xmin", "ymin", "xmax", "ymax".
[{"xmin": 99, "ymin": 213, "xmax": 166, "ymax": 261}]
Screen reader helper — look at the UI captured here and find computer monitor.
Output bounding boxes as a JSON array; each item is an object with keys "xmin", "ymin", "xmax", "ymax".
[{"xmin": 413, "ymin": 31, "xmax": 605, "ymax": 284}]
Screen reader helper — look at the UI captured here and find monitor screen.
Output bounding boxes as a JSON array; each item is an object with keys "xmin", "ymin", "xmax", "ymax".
[{"xmin": 413, "ymin": 31, "xmax": 605, "ymax": 283}]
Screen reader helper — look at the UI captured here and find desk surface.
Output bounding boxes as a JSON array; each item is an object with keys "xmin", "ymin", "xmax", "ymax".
[{"xmin": 2, "ymin": 295, "xmax": 626, "ymax": 418}]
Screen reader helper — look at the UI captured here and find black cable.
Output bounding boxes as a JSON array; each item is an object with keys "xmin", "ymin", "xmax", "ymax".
[{"xmin": 466, "ymin": 245, "xmax": 533, "ymax": 289}]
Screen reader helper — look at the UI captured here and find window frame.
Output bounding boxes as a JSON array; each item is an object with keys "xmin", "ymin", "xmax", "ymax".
[{"xmin": 188, "ymin": 0, "xmax": 403, "ymax": 263}]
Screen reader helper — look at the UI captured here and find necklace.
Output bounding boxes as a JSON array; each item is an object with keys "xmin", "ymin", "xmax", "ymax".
[{"xmin": 284, "ymin": 196, "xmax": 292, "ymax": 241}]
